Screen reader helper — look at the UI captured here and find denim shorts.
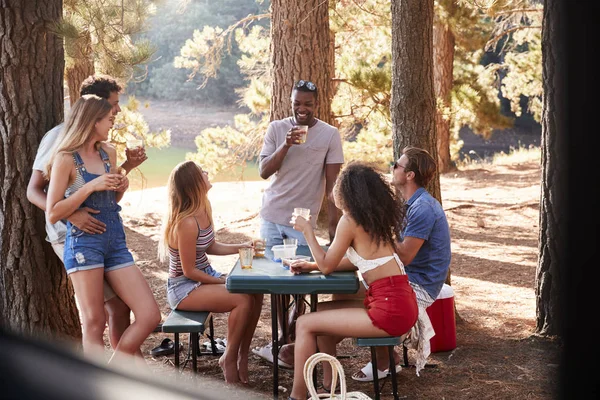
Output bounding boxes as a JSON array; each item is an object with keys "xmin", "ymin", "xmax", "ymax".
[
  {"xmin": 167, "ymin": 265, "xmax": 223, "ymax": 309},
  {"xmin": 63, "ymin": 213, "xmax": 134, "ymax": 274},
  {"xmin": 53, "ymin": 241, "xmax": 118, "ymax": 301}
]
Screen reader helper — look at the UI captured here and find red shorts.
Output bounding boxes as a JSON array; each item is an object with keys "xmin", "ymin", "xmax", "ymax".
[{"xmin": 363, "ymin": 274, "xmax": 418, "ymax": 337}]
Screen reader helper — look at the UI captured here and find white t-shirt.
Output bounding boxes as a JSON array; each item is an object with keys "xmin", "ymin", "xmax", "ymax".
[
  {"xmin": 259, "ymin": 117, "xmax": 344, "ymax": 228},
  {"xmin": 32, "ymin": 123, "xmax": 65, "ymax": 244}
]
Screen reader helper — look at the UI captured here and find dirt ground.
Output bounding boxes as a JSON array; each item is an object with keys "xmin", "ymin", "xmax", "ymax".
[{"xmin": 110, "ymin": 99, "xmax": 560, "ymax": 399}]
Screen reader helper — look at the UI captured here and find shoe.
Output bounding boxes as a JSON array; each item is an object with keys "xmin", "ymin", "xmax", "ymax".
[
  {"xmin": 252, "ymin": 344, "xmax": 293, "ymax": 369},
  {"xmin": 150, "ymin": 338, "xmax": 181, "ymax": 357},
  {"xmin": 201, "ymin": 339, "xmax": 226, "ymax": 353},
  {"xmin": 351, "ymin": 361, "xmax": 402, "ymax": 382}
]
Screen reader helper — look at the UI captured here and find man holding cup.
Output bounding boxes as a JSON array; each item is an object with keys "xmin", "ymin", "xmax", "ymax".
[
  {"xmin": 254, "ymin": 79, "xmax": 344, "ymax": 367},
  {"xmin": 258, "ymin": 79, "xmax": 344, "ymax": 248}
]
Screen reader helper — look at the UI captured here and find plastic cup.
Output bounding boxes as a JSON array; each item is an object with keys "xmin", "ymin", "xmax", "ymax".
[
  {"xmin": 293, "ymin": 207, "xmax": 310, "ymax": 220},
  {"xmin": 239, "ymin": 247, "xmax": 253, "ymax": 269},
  {"xmin": 253, "ymin": 238, "xmax": 266, "ymax": 258},
  {"xmin": 296, "ymin": 125, "xmax": 308, "ymax": 143},
  {"xmin": 283, "ymin": 238, "xmax": 298, "ymax": 246},
  {"xmin": 126, "ymin": 138, "xmax": 144, "ymax": 149}
]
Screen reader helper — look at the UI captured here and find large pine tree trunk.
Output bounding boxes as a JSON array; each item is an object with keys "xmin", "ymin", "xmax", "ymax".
[
  {"xmin": 269, "ymin": 0, "xmax": 336, "ymax": 228},
  {"xmin": 0, "ymin": 0, "xmax": 81, "ymax": 340},
  {"xmin": 536, "ymin": 0, "xmax": 566, "ymax": 337},
  {"xmin": 65, "ymin": 31, "xmax": 95, "ymax": 106},
  {"xmin": 433, "ymin": 20, "xmax": 455, "ymax": 173},
  {"xmin": 269, "ymin": 0, "xmax": 333, "ymax": 124},
  {"xmin": 390, "ymin": 0, "xmax": 440, "ymax": 202}
]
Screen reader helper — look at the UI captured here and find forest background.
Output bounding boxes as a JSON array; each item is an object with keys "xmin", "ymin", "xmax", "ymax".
[{"xmin": 0, "ymin": 1, "xmax": 592, "ymax": 398}]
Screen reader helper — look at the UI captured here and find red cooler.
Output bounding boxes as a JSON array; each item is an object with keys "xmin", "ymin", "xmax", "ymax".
[{"xmin": 425, "ymin": 283, "xmax": 457, "ymax": 353}]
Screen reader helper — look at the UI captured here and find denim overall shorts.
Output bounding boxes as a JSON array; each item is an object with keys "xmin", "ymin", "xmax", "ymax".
[{"xmin": 63, "ymin": 148, "xmax": 134, "ymax": 274}]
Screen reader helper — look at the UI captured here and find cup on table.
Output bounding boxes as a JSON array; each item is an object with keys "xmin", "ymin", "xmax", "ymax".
[
  {"xmin": 239, "ymin": 247, "xmax": 253, "ymax": 269},
  {"xmin": 126, "ymin": 138, "xmax": 144, "ymax": 150},
  {"xmin": 293, "ymin": 207, "xmax": 311, "ymax": 220},
  {"xmin": 283, "ymin": 238, "xmax": 298, "ymax": 246},
  {"xmin": 253, "ymin": 238, "xmax": 266, "ymax": 258},
  {"xmin": 295, "ymin": 125, "xmax": 308, "ymax": 144}
]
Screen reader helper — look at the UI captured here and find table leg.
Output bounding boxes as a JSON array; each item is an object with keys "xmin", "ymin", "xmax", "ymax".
[{"xmin": 271, "ymin": 293, "xmax": 279, "ymax": 400}]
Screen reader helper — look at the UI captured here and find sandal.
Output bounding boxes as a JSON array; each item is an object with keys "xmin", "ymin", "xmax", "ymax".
[
  {"xmin": 351, "ymin": 361, "xmax": 401, "ymax": 382},
  {"xmin": 150, "ymin": 338, "xmax": 180, "ymax": 357}
]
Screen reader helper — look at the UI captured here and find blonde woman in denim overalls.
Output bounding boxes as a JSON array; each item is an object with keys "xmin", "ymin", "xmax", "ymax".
[{"xmin": 45, "ymin": 94, "xmax": 160, "ymax": 365}]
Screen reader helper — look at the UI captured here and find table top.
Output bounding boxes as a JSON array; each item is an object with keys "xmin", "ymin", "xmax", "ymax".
[{"xmin": 226, "ymin": 247, "xmax": 359, "ymax": 295}]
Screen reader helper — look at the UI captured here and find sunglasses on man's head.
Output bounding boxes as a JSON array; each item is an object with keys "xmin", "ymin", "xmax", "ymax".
[{"xmin": 295, "ymin": 80, "xmax": 316, "ymax": 91}]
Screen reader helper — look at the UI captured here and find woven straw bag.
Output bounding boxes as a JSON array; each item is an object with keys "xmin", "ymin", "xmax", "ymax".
[{"xmin": 303, "ymin": 353, "xmax": 372, "ymax": 400}]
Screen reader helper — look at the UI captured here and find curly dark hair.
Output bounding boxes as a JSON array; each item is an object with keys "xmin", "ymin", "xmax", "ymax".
[
  {"xmin": 335, "ymin": 161, "xmax": 405, "ymax": 248},
  {"xmin": 79, "ymin": 74, "xmax": 122, "ymax": 99}
]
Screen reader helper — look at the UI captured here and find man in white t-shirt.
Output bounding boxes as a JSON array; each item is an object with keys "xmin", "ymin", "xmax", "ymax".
[
  {"xmin": 255, "ymin": 79, "xmax": 344, "ymax": 366},
  {"xmin": 27, "ymin": 74, "xmax": 148, "ymax": 359}
]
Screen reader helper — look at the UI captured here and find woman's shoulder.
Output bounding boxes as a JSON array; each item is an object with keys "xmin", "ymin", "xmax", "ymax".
[
  {"xmin": 99, "ymin": 141, "xmax": 116, "ymax": 156},
  {"xmin": 177, "ymin": 216, "xmax": 200, "ymax": 232},
  {"xmin": 339, "ymin": 214, "xmax": 357, "ymax": 228},
  {"xmin": 53, "ymin": 151, "xmax": 74, "ymax": 166}
]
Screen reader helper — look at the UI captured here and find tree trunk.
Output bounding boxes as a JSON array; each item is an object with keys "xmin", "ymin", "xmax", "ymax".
[
  {"xmin": 433, "ymin": 19, "xmax": 455, "ymax": 174},
  {"xmin": 390, "ymin": 0, "xmax": 440, "ymax": 202},
  {"xmin": 65, "ymin": 31, "xmax": 95, "ymax": 106},
  {"xmin": 270, "ymin": 0, "xmax": 336, "ymax": 230},
  {"xmin": 0, "ymin": 0, "xmax": 81, "ymax": 341},
  {"xmin": 269, "ymin": 0, "xmax": 333, "ymax": 124},
  {"xmin": 535, "ymin": 0, "xmax": 566, "ymax": 337}
]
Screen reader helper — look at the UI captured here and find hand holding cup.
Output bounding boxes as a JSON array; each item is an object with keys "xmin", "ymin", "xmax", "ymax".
[{"xmin": 286, "ymin": 126, "xmax": 308, "ymax": 146}]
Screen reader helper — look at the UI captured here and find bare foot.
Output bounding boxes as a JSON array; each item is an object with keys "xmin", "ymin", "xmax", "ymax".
[
  {"xmin": 237, "ymin": 352, "xmax": 249, "ymax": 384},
  {"xmin": 219, "ymin": 353, "xmax": 240, "ymax": 383}
]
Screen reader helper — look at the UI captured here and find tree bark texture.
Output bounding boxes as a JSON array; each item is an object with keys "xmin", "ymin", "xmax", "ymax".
[
  {"xmin": 0, "ymin": 0, "xmax": 81, "ymax": 340},
  {"xmin": 390, "ymin": 0, "xmax": 441, "ymax": 202},
  {"xmin": 269, "ymin": 0, "xmax": 333, "ymax": 125},
  {"xmin": 536, "ymin": 0, "xmax": 566, "ymax": 337},
  {"xmin": 65, "ymin": 31, "xmax": 95, "ymax": 106},
  {"xmin": 433, "ymin": 20, "xmax": 455, "ymax": 174}
]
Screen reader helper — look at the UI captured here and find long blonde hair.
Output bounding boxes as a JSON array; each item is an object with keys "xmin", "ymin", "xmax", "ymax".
[
  {"xmin": 158, "ymin": 160, "xmax": 214, "ymax": 261},
  {"xmin": 44, "ymin": 94, "xmax": 112, "ymax": 179}
]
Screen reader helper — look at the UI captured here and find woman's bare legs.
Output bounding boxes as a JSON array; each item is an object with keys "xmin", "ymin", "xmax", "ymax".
[
  {"xmin": 69, "ymin": 268, "xmax": 107, "ymax": 360},
  {"xmin": 105, "ymin": 265, "xmax": 161, "ymax": 364},
  {"xmin": 289, "ymin": 308, "xmax": 389, "ymax": 400},
  {"xmin": 177, "ymin": 284, "xmax": 255, "ymax": 383},
  {"xmin": 237, "ymin": 293, "xmax": 264, "ymax": 383},
  {"xmin": 315, "ymin": 299, "xmax": 365, "ymax": 390}
]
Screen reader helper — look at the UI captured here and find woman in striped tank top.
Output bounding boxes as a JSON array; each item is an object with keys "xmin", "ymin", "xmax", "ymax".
[
  {"xmin": 45, "ymin": 95, "xmax": 161, "ymax": 365},
  {"xmin": 159, "ymin": 160, "xmax": 264, "ymax": 384}
]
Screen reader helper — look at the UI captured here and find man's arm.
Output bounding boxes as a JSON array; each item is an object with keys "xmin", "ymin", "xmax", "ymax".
[
  {"xmin": 259, "ymin": 144, "xmax": 292, "ymax": 179},
  {"xmin": 27, "ymin": 170, "xmax": 50, "ymax": 211},
  {"xmin": 258, "ymin": 124, "xmax": 302, "ymax": 179},
  {"xmin": 325, "ymin": 163, "xmax": 342, "ymax": 243},
  {"xmin": 27, "ymin": 168, "xmax": 106, "ymax": 234},
  {"xmin": 395, "ymin": 236, "xmax": 425, "ymax": 266}
]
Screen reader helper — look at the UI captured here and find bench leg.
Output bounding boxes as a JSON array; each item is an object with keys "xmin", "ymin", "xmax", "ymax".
[
  {"xmin": 388, "ymin": 346, "xmax": 399, "ymax": 400},
  {"xmin": 174, "ymin": 333, "xmax": 180, "ymax": 369},
  {"xmin": 371, "ymin": 346, "xmax": 380, "ymax": 400},
  {"xmin": 209, "ymin": 316, "xmax": 217, "ymax": 355},
  {"xmin": 191, "ymin": 332, "xmax": 199, "ymax": 373},
  {"xmin": 403, "ymin": 344, "xmax": 409, "ymax": 367}
]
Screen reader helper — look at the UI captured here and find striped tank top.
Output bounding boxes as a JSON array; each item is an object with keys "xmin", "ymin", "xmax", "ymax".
[{"xmin": 168, "ymin": 218, "xmax": 215, "ymax": 278}]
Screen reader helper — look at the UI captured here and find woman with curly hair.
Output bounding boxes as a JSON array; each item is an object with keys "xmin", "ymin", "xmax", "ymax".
[{"xmin": 286, "ymin": 161, "xmax": 419, "ymax": 399}]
